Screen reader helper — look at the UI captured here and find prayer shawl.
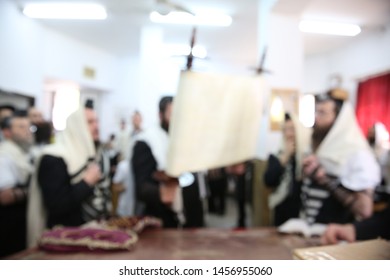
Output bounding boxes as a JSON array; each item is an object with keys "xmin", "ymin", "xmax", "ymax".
[
  {"xmin": 136, "ymin": 125, "xmax": 185, "ymax": 226},
  {"xmin": 316, "ymin": 102, "xmax": 380, "ymax": 191},
  {"xmin": 269, "ymin": 115, "xmax": 311, "ymax": 209},
  {"xmin": 116, "ymin": 128, "xmax": 131, "ymax": 160},
  {"xmin": 27, "ymin": 108, "xmax": 108, "ymax": 247},
  {"xmin": 0, "ymin": 140, "xmax": 33, "ymax": 189}
]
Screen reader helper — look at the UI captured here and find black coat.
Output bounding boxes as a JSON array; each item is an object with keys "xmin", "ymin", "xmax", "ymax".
[
  {"xmin": 355, "ymin": 202, "xmax": 390, "ymax": 240},
  {"xmin": 132, "ymin": 141, "xmax": 204, "ymax": 228},
  {"xmin": 264, "ymin": 154, "xmax": 301, "ymax": 226},
  {"xmin": 38, "ymin": 155, "xmax": 94, "ymax": 228}
]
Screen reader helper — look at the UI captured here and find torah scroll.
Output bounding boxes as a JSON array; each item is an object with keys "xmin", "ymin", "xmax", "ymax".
[{"xmin": 166, "ymin": 71, "xmax": 265, "ymax": 176}]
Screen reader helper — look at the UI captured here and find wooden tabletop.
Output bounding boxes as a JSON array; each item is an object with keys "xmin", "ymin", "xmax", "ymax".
[{"xmin": 8, "ymin": 227, "xmax": 319, "ymax": 260}]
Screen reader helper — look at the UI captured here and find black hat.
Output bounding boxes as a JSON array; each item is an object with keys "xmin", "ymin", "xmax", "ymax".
[
  {"xmin": 159, "ymin": 96, "xmax": 173, "ymax": 113},
  {"xmin": 315, "ymin": 88, "xmax": 349, "ymax": 102},
  {"xmin": 85, "ymin": 99, "xmax": 94, "ymax": 109}
]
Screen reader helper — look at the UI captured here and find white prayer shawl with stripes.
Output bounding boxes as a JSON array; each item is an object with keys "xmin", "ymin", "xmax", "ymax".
[
  {"xmin": 269, "ymin": 114, "xmax": 311, "ymax": 209},
  {"xmin": 316, "ymin": 102, "xmax": 380, "ymax": 191},
  {"xmin": 301, "ymin": 102, "xmax": 380, "ymax": 224},
  {"xmin": 27, "ymin": 108, "xmax": 97, "ymax": 247}
]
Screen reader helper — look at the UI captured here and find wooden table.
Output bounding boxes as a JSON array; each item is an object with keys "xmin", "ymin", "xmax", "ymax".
[{"xmin": 9, "ymin": 228, "xmax": 319, "ymax": 260}]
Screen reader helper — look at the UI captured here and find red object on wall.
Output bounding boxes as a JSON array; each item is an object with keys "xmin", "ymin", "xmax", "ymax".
[{"xmin": 356, "ymin": 73, "xmax": 390, "ymax": 136}]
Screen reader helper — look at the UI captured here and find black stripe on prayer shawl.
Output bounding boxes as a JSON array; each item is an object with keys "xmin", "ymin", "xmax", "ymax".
[
  {"xmin": 69, "ymin": 157, "xmax": 95, "ymax": 180},
  {"xmin": 80, "ymin": 150, "xmax": 111, "ymax": 222}
]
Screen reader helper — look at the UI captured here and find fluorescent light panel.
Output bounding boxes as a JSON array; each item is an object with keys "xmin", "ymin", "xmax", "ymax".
[
  {"xmin": 299, "ymin": 20, "xmax": 361, "ymax": 36},
  {"xmin": 23, "ymin": 3, "xmax": 107, "ymax": 20},
  {"xmin": 150, "ymin": 11, "xmax": 232, "ymax": 27}
]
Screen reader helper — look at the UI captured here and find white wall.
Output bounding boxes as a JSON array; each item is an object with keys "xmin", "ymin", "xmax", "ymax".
[
  {"xmin": 303, "ymin": 54, "xmax": 331, "ymax": 95},
  {"xmin": 0, "ymin": 0, "xmax": 138, "ymax": 141},
  {"xmin": 304, "ymin": 23, "xmax": 390, "ymax": 106},
  {"xmin": 41, "ymin": 28, "xmax": 140, "ymax": 139},
  {"xmin": 255, "ymin": 11, "xmax": 305, "ymax": 160},
  {"xmin": 42, "ymin": 28, "xmax": 119, "ymax": 92},
  {"xmin": 267, "ymin": 14, "xmax": 304, "ymax": 90},
  {"xmin": 99, "ymin": 55, "xmax": 140, "ymax": 140},
  {"xmin": 0, "ymin": 0, "xmax": 44, "ymax": 99}
]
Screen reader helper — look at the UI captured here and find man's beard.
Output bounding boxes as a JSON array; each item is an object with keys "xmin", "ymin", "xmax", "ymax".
[
  {"xmin": 13, "ymin": 138, "xmax": 33, "ymax": 153},
  {"xmin": 161, "ymin": 119, "xmax": 169, "ymax": 133},
  {"xmin": 368, "ymin": 135, "xmax": 375, "ymax": 146},
  {"xmin": 94, "ymin": 140, "xmax": 101, "ymax": 150},
  {"xmin": 312, "ymin": 123, "xmax": 332, "ymax": 152}
]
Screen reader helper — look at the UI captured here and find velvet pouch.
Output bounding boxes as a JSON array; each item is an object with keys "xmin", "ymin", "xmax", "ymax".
[
  {"xmin": 39, "ymin": 227, "xmax": 138, "ymax": 252},
  {"xmin": 106, "ymin": 216, "xmax": 162, "ymax": 233}
]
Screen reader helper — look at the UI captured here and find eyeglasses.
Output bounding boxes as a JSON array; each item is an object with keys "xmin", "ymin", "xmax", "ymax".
[
  {"xmin": 30, "ymin": 125, "xmax": 37, "ymax": 133},
  {"xmin": 315, "ymin": 109, "xmax": 333, "ymax": 118}
]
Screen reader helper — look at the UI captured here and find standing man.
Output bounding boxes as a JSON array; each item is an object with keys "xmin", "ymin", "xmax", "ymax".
[
  {"xmin": 0, "ymin": 110, "xmax": 34, "ymax": 257},
  {"xmin": 130, "ymin": 110, "xmax": 143, "ymax": 137},
  {"xmin": 116, "ymin": 118, "xmax": 130, "ymax": 160},
  {"xmin": 264, "ymin": 114, "xmax": 310, "ymax": 226},
  {"xmin": 28, "ymin": 107, "xmax": 44, "ymax": 125},
  {"xmin": 301, "ymin": 89, "xmax": 380, "ymax": 224},
  {"xmin": 0, "ymin": 104, "xmax": 15, "ymax": 142},
  {"xmin": 132, "ymin": 96, "xmax": 204, "ymax": 228},
  {"xmin": 28, "ymin": 101, "xmax": 111, "ymax": 246}
]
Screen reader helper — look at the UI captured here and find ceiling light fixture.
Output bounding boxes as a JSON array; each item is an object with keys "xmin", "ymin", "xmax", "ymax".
[
  {"xmin": 23, "ymin": 3, "xmax": 107, "ymax": 20},
  {"xmin": 150, "ymin": 11, "xmax": 232, "ymax": 27},
  {"xmin": 299, "ymin": 20, "xmax": 361, "ymax": 36}
]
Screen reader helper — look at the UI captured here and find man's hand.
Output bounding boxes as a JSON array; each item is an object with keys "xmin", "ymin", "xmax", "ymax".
[
  {"xmin": 350, "ymin": 191, "xmax": 374, "ymax": 220},
  {"xmin": 112, "ymin": 183, "xmax": 125, "ymax": 193},
  {"xmin": 208, "ymin": 168, "xmax": 223, "ymax": 180},
  {"xmin": 321, "ymin": 223, "xmax": 356, "ymax": 245},
  {"xmin": 159, "ymin": 181, "xmax": 178, "ymax": 205},
  {"xmin": 83, "ymin": 163, "xmax": 102, "ymax": 186},
  {"xmin": 226, "ymin": 163, "xmax": 246, "ymax": 176},
  {"xmin": 0, "ymin": 188, "xmax": 15, "ymax": 206},
  {"xmin": 153, "ymin": 171, "xmax": 174, "ymax": 182},
  {"xmin": 153, "ymin": 170, "xmax": 179, "ymax": 205},
  {"xmin": 303, "ymin": 155, "xmax": 327, "ymax": 184}
]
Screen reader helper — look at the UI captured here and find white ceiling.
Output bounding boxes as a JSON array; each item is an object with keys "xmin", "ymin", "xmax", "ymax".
[
  {"xmin": 11, "ymin": 0, "xmax": 390, "ymax": 60},
  {"xmin": 274, "ymin": 0, "xmax": 390, "ymax": 55}
]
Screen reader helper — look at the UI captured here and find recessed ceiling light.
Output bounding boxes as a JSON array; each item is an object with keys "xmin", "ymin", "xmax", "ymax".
[
  {"xmin": 150, "ymin": 11, "xmax": 232, "ymax": 27},
  {"xmin": 299, "ymin": 20, "xmax": 361, "ymax": 36},
  {"xmin": 23, "ymin": 3, "xmax": 107, "ymax": 20}
]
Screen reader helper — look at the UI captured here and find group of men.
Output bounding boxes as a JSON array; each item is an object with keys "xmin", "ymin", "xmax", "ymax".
[
  {"xmin": 0, "ymin": 106, "xmax": 34, "ymax": 257},
  {"xmin": 1, "ymin": 87, "xmax": 389, "ymax": 258},
  {"xmin": 0, "ymin": 97, "xmax": 204, "ymax": 258},
  {"xmin": 265, "ymin": 89, "xmax": 389, "ymax": 244}
]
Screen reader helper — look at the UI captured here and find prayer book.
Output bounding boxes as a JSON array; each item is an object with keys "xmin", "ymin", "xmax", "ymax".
[{"xmin": 278, "ymin": 218, "xmax": 327, "ymax": 238}]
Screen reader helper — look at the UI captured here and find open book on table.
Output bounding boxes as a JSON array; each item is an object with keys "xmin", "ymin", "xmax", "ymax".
[{"xmin": 278, "ymin": 218, "xmax": 327, "ymax": 238}]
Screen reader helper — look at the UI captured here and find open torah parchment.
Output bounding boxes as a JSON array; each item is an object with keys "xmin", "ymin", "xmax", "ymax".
[{"xmin": 166, "ymin": 71, "xmax": 265, "ymax": 177}]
